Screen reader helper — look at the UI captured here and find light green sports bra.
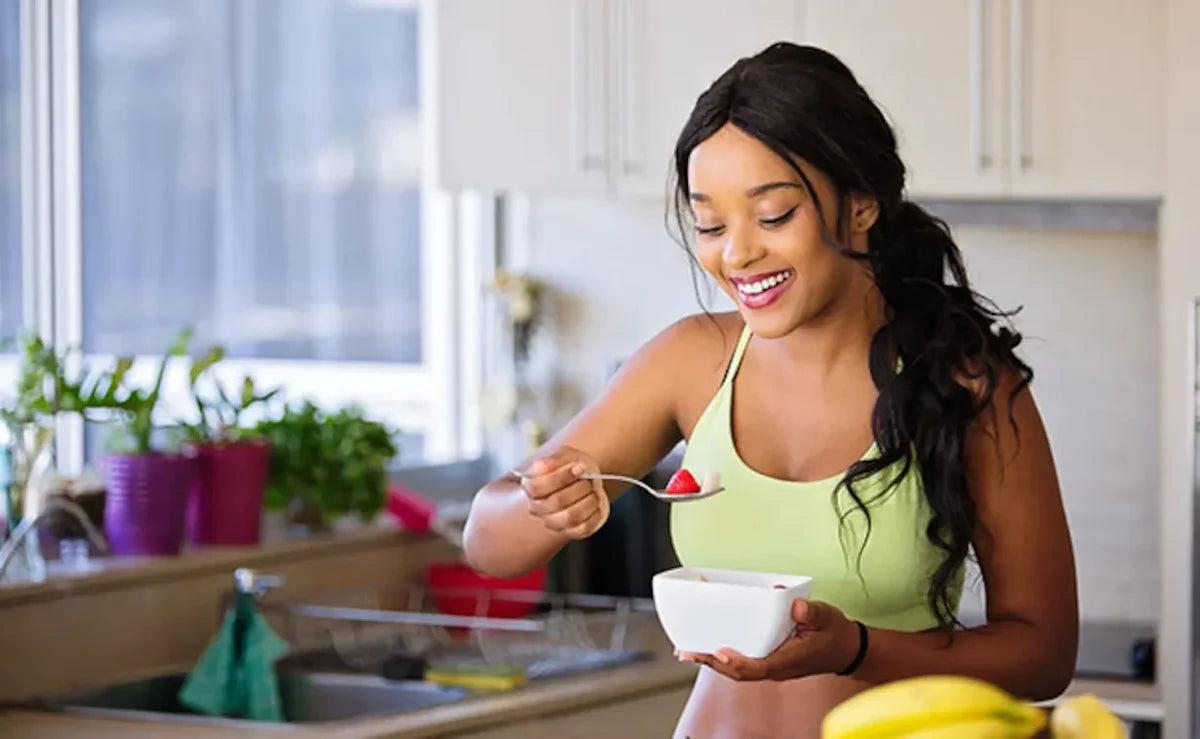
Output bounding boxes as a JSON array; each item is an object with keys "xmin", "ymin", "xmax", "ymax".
[{"xmin": 671, "ymin": 326, "xmax": 962, "ymax": 632}]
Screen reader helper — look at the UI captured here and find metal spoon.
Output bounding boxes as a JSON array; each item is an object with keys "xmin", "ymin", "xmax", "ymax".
[{"xmin": 508, "ymin": 469, "xmax": 724, "ymax": 502}]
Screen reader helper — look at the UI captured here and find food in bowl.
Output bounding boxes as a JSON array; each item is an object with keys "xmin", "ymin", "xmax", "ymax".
[{"xmin": 652, "ymin": 566, "xmax": 813, "ymax": 659}]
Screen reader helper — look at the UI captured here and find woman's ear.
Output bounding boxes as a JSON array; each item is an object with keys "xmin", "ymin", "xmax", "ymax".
[{"xmin": 848, "ymin": 193, "xmax": 880, "ymax": 234}]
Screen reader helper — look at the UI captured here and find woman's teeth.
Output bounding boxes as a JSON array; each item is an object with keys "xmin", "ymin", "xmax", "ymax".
[{"xmin": 736, "ymin": 270, "xmax": 793, "ymax": 296}]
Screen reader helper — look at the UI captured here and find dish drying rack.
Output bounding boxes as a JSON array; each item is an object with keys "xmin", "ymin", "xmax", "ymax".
[{"xmin": 250, "ymin": 584, "xmax": 661, "ymax": 679}]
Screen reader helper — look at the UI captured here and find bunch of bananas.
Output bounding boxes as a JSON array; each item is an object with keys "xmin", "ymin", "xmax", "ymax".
[{"xmin": 822, "ymin": 675, "xmax": 1127, "ymax": 738}]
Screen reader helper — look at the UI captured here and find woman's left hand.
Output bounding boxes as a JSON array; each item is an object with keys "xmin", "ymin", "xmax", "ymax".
[{"xmin": 678, "ymin": 599, "xmax": 862, "ymax": 681}]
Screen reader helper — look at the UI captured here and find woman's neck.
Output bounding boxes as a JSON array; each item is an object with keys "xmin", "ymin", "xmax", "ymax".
[{"xmin": 759, "ymin": 281, "xmax": 885, "ymax": 379}]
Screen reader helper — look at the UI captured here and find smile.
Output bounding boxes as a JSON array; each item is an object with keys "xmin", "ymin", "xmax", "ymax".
[{"xmin": 732, "ymin": 269, "xmax": 794, "ymax": 308}]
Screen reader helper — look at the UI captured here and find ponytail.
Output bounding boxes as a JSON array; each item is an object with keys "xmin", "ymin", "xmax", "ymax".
[{"xmin": 840, "ymin": 200, "xmax": 1031, "ymax": 629}]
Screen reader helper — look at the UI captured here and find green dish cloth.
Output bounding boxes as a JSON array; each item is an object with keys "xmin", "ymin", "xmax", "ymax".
[{"xmin": 179, "ymin": 592, "xmax": 289, "ymax": 722}]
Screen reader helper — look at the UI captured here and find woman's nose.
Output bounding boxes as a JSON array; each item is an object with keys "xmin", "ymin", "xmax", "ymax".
[{"xmin": 722, "ymin": 224, "xmax": 764, "ymax": 270}]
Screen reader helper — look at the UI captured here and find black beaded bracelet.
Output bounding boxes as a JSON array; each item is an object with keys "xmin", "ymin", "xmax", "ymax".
[{"xmin": 836, "ymin": 620, "xmax": 869, "ymax": 676}]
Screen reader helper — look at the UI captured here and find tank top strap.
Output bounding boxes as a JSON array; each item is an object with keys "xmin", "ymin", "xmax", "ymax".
[{"xmin": 721, "ymin": 324, "xmax": 754, "ymax": 386}]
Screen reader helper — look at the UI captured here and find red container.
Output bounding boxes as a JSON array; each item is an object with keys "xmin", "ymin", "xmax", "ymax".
[
  {"xmin": 427, "ymin": 562, "xmax": 547, "ymax": 619},
  {"xmin": 185, "ymin": 440, "xmax": 271, "ymax": 546}
]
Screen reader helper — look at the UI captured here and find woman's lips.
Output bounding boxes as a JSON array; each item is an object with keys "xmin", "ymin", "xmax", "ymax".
[{"xmin": 733, "ymin": 269, "xmax": 794, "ymax": 309}]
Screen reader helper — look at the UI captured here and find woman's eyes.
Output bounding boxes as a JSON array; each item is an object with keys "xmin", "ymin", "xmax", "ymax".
[
  {"xmin": 760, "ymin": 206, "xmax": 798, "ymax": 228},
  {"xmin": 693, "ymin": 206, "xmax": 799, "ymax": 237}
]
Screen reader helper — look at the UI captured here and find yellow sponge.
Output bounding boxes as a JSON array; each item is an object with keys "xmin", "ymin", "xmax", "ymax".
[{"xmin": 424, "ymin": 663, "xmax": 528, "ymax": 692}]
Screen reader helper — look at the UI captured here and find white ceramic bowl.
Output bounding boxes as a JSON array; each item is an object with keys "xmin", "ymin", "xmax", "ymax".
[{"xmin": 651, "ymin": 566, "xmax": 813, "ymax": 659}]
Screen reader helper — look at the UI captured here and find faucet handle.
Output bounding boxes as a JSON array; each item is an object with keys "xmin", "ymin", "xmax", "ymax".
[{"xmin": 234, "ymin": 568, "xmax": 284, "ymax": 598}]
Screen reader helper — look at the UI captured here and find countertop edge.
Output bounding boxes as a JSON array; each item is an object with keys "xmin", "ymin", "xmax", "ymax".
[
  {"xmin": 0, "ymin": 525, "xmax": 425, "ymax": 607},
  {"xmin": 0, "ymin": 658, "xmax": 697, "ymax": 738},
  {"xmin": 335, "ymin": 659, "xmax": 698, "ymax": 738},
  {"xmin": 0, "ymin": 667, "xmax": 1162, "ymax": 736}
]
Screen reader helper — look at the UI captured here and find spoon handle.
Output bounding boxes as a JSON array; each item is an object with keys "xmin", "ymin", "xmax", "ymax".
[{"xmin": 509, "ymin": 469, "xmax": 721, "ymax": 501}]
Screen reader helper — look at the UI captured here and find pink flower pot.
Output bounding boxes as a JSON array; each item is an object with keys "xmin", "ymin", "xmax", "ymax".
[{"xmin": 185, "ymin": 439, "xmax": 271, "ymax": 546}]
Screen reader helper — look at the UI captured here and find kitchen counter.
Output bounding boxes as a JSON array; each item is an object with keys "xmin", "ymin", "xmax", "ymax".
[
  {"xmin": 0, "ymin": 524, "xmax": 460, "ymax": 703},
  {"xmin": 0, "ymin": 666, "xmax": 1165, "ymax": 738},
  {"xmin": 0, "ymin": 521, "xmax": 416, "ymax": 608},
  {"xmin": 0, "ymin": 598, "xmax": 1164, "ymax": 736},
  {"xmin": 0, "ymin": 622, "xmax": 698, "ymax": 738}
]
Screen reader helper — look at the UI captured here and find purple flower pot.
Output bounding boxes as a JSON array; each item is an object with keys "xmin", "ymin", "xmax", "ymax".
[
  {"xmin": 103, "ymin": 452, "xmax": 197, "ymax": 556},
  {"xmin": 185, "ymin": 440, "xmax": 271, "ymax": 546}
]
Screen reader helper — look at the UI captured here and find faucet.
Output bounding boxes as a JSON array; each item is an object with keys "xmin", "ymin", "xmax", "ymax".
[
  {"xmin": 0, "ymin": 497, "xmax": 110, "ymax": 583},
  {"xmin": 234, "ymin": 568, "xmax": 284, "ymax": 599}
]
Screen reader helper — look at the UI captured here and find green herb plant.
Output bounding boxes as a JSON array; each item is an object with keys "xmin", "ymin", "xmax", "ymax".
[{"xmin": 251, "ymin": 401, "xmax": 397, "ymax": 522}]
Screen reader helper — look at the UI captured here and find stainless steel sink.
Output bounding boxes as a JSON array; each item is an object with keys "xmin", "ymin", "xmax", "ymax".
[{"xmin": 47, "ymin": 671, "xmax": 467, "ymax": 725}]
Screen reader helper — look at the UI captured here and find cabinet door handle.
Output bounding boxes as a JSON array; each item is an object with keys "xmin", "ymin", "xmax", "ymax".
[
  {"xmin": 969, "ymin": 0, "xmax": 988, "ymax": 171},
  {"xmin": 618, "ymin": 0, "xmax": 641, "ymax": 176},
  {"xmin": 571, "ymin": 0, "xmax": 602, "ymax": 171},
  {"xmin": 1009, "ymin": 0, "xmax": 1029, "ymax": 172}
]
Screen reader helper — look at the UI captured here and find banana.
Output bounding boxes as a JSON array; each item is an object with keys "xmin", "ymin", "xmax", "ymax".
[
  {"xmin": 902, "ymin": 718, "xmax": 1040, "ymax": 738},
  {"xmin": 821, "ymin": 675, "xmax": 1047, "ymax": 739},
  {"xmin": 1050, "ymin": 694, "xmax": 1127, "ymax": 739}
]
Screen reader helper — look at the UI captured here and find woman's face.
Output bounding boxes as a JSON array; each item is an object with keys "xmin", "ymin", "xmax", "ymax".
[{"xmin": 687, "ymin": 123, "xmax": 877, "ymax": 339}]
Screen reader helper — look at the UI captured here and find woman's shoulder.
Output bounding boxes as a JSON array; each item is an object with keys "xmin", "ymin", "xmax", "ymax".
[
  {"xmin": 648, "ymin": 310, "xmax": 743, "ymax": 368},
  {"xmin": 630, "ymin": 311, "xmax": 745, "ymax": 399}
]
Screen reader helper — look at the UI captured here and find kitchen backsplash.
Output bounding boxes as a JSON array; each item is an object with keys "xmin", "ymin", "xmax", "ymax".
[{"xmin": 516, "ymin": 194, "xmax": 1159, "ymax": 624}]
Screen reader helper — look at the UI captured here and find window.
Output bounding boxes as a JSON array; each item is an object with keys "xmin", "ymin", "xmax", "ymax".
[
  {"xmin": 79, "ymin": 0, "xmax": 423, "ymax": 362},
  {"xmin": 1, "ymin": 1, "xmax": 21, "ymax": 344},
  {"xmin": 16, "ymin": 0, "xmax": 483, "ymax": 471}
]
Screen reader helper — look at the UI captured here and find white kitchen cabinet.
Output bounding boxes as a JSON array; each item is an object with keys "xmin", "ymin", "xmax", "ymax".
[
  {"xmin": 799, "ymin": 0, "xmax": 1165, "ymax": 200},
  {"xmin": 434, "ymin": 0, "xmax": 609, "ymax": 194},
  {"xmin": 800, "ymin": 0, "xmax": 1009, "ymax": 198},
  {"xmin": 1010, "ymin": 0, "xmax": 1165, "ymax": 198},
  {"xmin": 615, "ymin": 0, "xmax": 798, "ymax": 197},
  {"xmin": 433, "ymin": 0, "xmax": 798, "ymax": 196}
]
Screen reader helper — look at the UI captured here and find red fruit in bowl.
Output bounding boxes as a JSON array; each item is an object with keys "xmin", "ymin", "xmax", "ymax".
[
  {"xmin": 665, "ymin": 469, "xmax": 702, "ymax": 495},
  {"xmin": 773, "ymin": 584, "xmax": 786, "ymax": 590}
]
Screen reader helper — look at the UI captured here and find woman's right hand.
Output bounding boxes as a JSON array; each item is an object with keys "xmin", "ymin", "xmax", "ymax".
[{"xmin": 513, "ymin": 447, "xmax": 611, "ymax": 540}]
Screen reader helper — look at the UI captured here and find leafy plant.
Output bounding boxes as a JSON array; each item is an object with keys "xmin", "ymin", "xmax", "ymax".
[
  {"xmin": 251, "ymin": 401, "xmax": 398, "ymax": 521},
  {"xmin": 104, "ymin": 328, "xmax": 194, "ymax": 455},
  {"xmin": 0, "ymin": 330, "xmax": 136, "ymax": 524},
  {"xmin": 180, "ymin": 346, "xmax": 280, "ymax": 443},
  {"xmin": 0, "ymin": 331, "xmax": 131, "ymax": 431}
]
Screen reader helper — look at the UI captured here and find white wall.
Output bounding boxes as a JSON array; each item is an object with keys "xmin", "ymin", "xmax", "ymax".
[
  {"xmin": 523, "ymin": 195, "xmax": 1160, "ymax": 625},
  {"xmin": 523, "ymin": 196, "xmax": 732, "ymax": 400},
  {"xmin": 961, "ymin": 226, "xmax": 1159, "ymax": 624},
  {"xmin": 1159, "ymin": 0, "xmax": 1200, "ymax": 733}
]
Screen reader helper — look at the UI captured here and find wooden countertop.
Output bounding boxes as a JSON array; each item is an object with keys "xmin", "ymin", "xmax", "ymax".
[
  {"xmin": 0, "ymin": 606, "xmax": 1164, "ymax": 736},
  {"xmin": 0, "ymin": 649, "xmax": 699, "ymax": 738},
  {"xmin": 0, "ymin": 667, "xmax": 1164, "ymax": 737},
  {"xmin": 0, "ymin": 522, "xmax": 418, "ymax": 607}
]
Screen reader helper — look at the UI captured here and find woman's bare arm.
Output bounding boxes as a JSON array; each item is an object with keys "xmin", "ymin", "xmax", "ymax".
[
  {"xmin": 463, "ymin": 316, "xmax": 727, "ymax": 578},
  {"xmin": 850, "ymin": 378, "xmax": 1079, "ymax": 699}
]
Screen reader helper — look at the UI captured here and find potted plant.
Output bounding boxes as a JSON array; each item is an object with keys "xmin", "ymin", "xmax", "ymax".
[
  {"xmin": 1, "ymin": 332, "xmax": 68, "ymax": 532},
  {"xmin": 1, "ymin": 332, "xmax": 127, "ymax": 539},
  {"xmin": 100, "ymin": 329, "xmax": 198, "ymax": 556},
  {"xmin": 251, "ymin": 401, "xmax": 398, "ymax": 535},
  {"xmin": 180, "ymin": 348, "xmax": 279, "ymax": 546}
]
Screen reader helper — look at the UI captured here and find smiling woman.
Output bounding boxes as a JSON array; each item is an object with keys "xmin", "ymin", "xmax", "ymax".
[{"xmin": 464, "ymin": 41, "xmax": 1078, "ymax": 738}]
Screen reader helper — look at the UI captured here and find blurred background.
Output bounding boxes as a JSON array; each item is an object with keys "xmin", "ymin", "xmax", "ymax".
[{"xmin": 0, "ymin": 1, "xmax": 1197, "ymax": 737}]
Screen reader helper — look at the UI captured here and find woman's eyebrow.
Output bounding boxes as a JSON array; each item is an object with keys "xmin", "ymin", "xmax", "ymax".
[{"xmin": 689, "ymin": 181, "xmax": 803, "ymax": 202}]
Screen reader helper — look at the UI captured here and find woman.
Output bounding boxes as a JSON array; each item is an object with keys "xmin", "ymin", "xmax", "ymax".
[{"xmin": 463, "ymin": 43, "xmax": 1078, "ymax": 738}]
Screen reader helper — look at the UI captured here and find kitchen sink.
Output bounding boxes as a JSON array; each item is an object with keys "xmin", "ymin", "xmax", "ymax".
[
  {"xmin": 46, "ymin": 671, "xmax": 467, "ymax": 725},
  {"xmin": 39, "ymin": 635, "xmax": 650, "ymax": 728}
]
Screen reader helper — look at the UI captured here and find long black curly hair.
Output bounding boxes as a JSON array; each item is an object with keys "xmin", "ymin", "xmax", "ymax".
[{"xmin": 670, "ymin": 42, "xmax": 1032, "ymax": 631}]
